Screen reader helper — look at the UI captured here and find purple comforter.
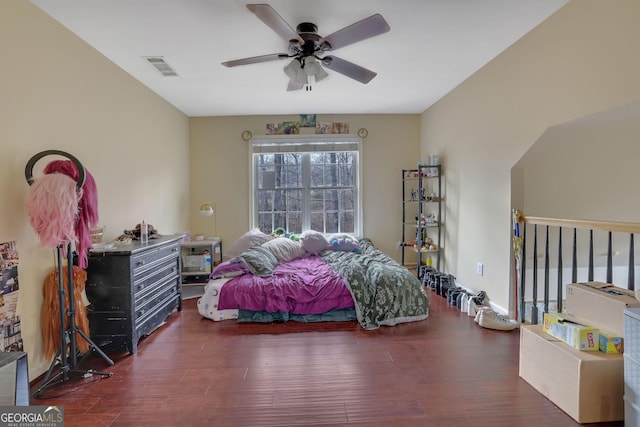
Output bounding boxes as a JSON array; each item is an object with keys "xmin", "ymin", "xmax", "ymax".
[{"xmin": 217, "ymin": 255, "xmax": 354, "ymax": 314}]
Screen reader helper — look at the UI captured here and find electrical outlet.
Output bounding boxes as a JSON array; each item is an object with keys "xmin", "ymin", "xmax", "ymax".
[{"xmin": 476, "ymin": 262, "xmax": 484, "ymax": 276}]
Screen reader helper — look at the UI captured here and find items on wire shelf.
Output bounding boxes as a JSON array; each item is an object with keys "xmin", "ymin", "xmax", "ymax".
[{"xmin": 400, "ymin": 163, "xmax": 443, "ymax": 277}]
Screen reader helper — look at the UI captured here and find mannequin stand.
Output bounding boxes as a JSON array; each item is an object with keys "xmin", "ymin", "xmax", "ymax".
[
  {"xmin": 33, "ymin": 243, "xmax": 114, "ymax": 397},
  {"xmin": 26, "ymin": 149, "xmax": 114, "ymax": 397}
]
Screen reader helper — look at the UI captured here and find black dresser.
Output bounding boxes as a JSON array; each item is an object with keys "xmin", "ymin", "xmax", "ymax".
[{"xmin": 85, "ymin": 235, "xmax": 182, "ymax": 354}]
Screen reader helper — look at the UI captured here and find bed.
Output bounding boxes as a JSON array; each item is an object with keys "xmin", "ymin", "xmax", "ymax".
[{"xmin": 197, "ymin": 229, "xmax": 429, "ymax": 330}]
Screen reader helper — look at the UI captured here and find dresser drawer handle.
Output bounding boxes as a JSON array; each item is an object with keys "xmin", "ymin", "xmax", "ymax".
[
  {"xmin": 172, "ymin": 248, "xmax": 178, "ymax": 252},
  {"xmin": 137, "ymin": 260, "xmax": 146, "ymax": 266},
  {"xmin": 138, "ymin": 309, "xmax": 146, "ymax": 317}
]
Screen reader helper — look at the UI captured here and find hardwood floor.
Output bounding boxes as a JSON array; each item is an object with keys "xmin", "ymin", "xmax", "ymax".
[{"xmin": 29, "ymin": 289, "xmax": 624, "ymax": 426}]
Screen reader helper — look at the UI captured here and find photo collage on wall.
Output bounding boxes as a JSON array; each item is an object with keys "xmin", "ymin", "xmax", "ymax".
[
  {"xmin": 266, "ymin": 115, "xmax": 349, "ymax": 135},
  {"xmin": 0, "ymin": 240, "xmax": 22, "ymax": 352}
]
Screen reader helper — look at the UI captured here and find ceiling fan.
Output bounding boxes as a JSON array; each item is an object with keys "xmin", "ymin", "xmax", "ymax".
[{"xmin": 222, "ymin": 4, "xmax": 390, "ymax": 91}]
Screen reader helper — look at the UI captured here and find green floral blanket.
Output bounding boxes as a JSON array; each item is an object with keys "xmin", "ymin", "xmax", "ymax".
[{"xmin": 320, "ymin": 239, "xmax": 429, "ymax": 330}]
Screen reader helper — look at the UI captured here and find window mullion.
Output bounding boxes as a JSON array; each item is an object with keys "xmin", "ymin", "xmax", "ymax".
[{"xmin": 301, "ymin": 153, "xmax": 311, "ymax": 230}]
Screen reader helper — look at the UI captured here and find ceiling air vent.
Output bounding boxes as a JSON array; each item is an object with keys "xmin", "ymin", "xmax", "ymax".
[{"xmin": 144, "ymin": 56, "xmax": 178, "ymax": 77}]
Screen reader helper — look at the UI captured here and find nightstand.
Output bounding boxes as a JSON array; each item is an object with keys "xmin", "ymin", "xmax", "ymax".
[{"xmin": 180, "ymin": 238, "xmax": 222, "ymax": 299}]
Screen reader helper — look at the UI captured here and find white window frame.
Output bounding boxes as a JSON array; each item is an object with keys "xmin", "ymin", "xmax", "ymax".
[{"xmin": 249, "ymin": 134, "xmax": 363, "ymax": 236}]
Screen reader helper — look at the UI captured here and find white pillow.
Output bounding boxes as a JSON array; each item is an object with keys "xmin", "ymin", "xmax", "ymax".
[
  {"xmin": 261, "ymin": 238, "xmax": 306, "ymax": 263},
  {"xmin": 300, "ymin": 230, "xmax": 329, "ymax": 254},
  {"xmin": 223, "ymin": 228, "xmax": 273, "ymax": 260}
]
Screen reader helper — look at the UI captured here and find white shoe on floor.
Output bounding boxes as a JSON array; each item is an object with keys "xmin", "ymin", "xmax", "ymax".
[
  {"xmin": 474, "ymin": 306, "xmax": 491, "ymax": 323},
  {"xmin": 461, "ymin": 294, "xmax": 470, "ymax": 313},
  {"xmin": 466, "ymin": 291, "xmax": 487, "ymax": 317},
  {"xmin": 468, "ymin": 299, "xmax": 484, "ymax": 317},
  {"xmin": 477, "ymin": 309, "xmax": 519, "ymax": 331}
]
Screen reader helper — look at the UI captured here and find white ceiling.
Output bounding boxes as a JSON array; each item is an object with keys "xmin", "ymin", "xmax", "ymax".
[{"xmin": 31, "ymin": 0, "xmax": 568, "ymax": 117}]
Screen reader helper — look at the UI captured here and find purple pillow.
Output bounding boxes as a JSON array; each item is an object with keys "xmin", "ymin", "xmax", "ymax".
[{"xmin": 209, "ymin": 260, "xmax": 248, "ymax": 279}]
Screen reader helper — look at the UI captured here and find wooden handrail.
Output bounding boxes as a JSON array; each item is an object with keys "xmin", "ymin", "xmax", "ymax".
[{"xmin": 520, "ymin": 215, "xmax": 640, "ymax": 234}]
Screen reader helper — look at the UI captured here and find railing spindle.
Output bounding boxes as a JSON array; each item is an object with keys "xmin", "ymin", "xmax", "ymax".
[
  {"xmin": 630, "ymin": 234, "xmax": 635, "ymax": 291},
  {"xmin": 588, "ymin": 230, "xmax": 594, "ymax": 281},
  {"xmin": 572, "ymin": 228, "xmax": 578, "ymax": 283},
  {"xmin": 520, "ymin": 224, "xmax": 527, "ymax": 324},
  {"xmin": 607, "ymin": 231, "xmax": 613, "ymax": 283},
  {"xmin": 532, "ymin": 224, "xmax": 539, "ymax": 325},
  {"xmin": 544, "ymin": 226, "xmax": 550, "ymax": 314},
  {"xmin": 557, "ymin": 227, "xmax": 563, "ymax": 313}
]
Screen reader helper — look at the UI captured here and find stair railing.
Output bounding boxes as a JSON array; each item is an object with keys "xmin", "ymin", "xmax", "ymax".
[{"xmin": 513, "ymin": 210, "xmax": 640, "ymax": 324}]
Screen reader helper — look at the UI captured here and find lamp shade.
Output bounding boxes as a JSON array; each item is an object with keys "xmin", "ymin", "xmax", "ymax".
[
  {"xmin": 283, "ymin": 60, "xmax": 306, "ymax": 84},
  {"xmin": 199, "ymin": 202, "xmax": 214, "ymax": 216},
  {"xmin": 305, "ymin": 57, "xmax": 328, "ymax": 82},
  {"xmin": 283, "ymin": 57, "xmax": 328, "ymax": 85}
]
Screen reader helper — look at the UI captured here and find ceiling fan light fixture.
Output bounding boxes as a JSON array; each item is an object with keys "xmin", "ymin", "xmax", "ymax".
[
  {"xmin": 283, "ymin": 57, "xmax": 328, "ymax": 86},
  {"xmin": 305, "ymin": 57, "xmax": 328, "ymax": 82},
  {"xmin": 283, "ymin": 59, "xmax": 306, "ymax": 84}
]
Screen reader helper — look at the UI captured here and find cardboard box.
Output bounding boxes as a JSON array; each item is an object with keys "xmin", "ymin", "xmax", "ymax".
[
  {"xmin": 599, "ymin": 330, "xmax": 624, "ymax": 354},
  {"xmin": 519, "ymin": 325, "xmax": 624, "ymax": 423},
  {"xmin": 565, "ymin": 282, "xmax": 640, "ymax": 337},
  {"xmin": 542, "ymin": 312, "xmax": 599, "ymax": 351}
]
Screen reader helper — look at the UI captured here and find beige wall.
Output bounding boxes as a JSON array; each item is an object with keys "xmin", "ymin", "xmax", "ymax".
[
  {"xmin": 189, "ymin": 114, "xmax": 420, "ymax": 261},
  {"xmin": 420, "ymin": 0, "xmax": 640, "ymax": 312},
  {"xmin": 0, "ymin": 2, "xmax": 190, "ymax": 379},
  {"xmin": 518, "ymin": 100, "xmax": 640, "ymax": 222}
]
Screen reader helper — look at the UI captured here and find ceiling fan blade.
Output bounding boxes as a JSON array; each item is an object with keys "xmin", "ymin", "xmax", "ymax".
[
  {"xmin": 321, "ymin": 14, "xmax": 390, "ymax": 51},
  {"xmin": 287, "ymin": 80, "xmax": 304, "ymax": 91},
  {"xmin": 222, "ymin": 53, "xmax": 288, "ymax": 67},
  {"xmin": 321, "ymin": 56, "xmax": 377, "ymax": 84},
  {"xmin": 247, "ymin": 4, "xmax": 303, "ymax": 44}
]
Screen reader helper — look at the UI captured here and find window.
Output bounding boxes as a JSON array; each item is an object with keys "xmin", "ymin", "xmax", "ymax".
[{"xmin": 250, "ymin": 135, "xmax": 362, "ymax": 236}]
